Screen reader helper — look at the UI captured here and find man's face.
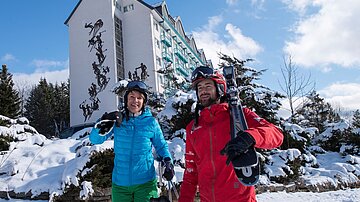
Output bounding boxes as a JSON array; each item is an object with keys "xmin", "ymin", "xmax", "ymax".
[{"xmin": 197, "ymin": 78, "xmax": 218, "ymax": 107}]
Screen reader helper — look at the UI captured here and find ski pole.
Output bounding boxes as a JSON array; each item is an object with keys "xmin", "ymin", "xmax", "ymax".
[
  {"xmin": 158, "ymin": 159, "xmax": 163, "ymax": 187},
  {"xmin": 168, "ymin": 181, "xmax": 172, "ymax": 202},
  {"xmin": 170, "ymin": 181, "xmax": 179, "ymax": 199}
]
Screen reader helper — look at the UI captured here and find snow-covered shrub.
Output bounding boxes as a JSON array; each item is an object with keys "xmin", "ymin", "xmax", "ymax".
[
  {"xmin": 280, "ymin": 121, "xmax": 315, "ymax": 152},
  {"xmin": 157, "ymin": 90, "xmax": 196, "ymax": 140},
  {"xmin": 314, "ymin": 121, "xmax": 360, "ymax": 154},
  {"xmin": 56, "ymin": 149, "xmax": 114, "ymax": 201},
  {"xmin": 264, "ymin": 149, "xmax": 304, "ymax": 184}
]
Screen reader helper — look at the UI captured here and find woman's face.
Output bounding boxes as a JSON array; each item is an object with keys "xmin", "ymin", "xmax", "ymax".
[{"xmin": 127, "ymin": 90, "xmax": 145, "ymax": 114}]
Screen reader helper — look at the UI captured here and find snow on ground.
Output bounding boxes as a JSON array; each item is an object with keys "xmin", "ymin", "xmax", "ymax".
[
  {"xmin": 1, "ymin": 188, "xmax": 359, "ymax": 202},
  {"xmin": 257, "ymin": 188, "xmax": 360, "ymax": 202}
]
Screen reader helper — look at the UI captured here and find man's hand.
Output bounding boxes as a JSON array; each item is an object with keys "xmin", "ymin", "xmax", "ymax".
[
  {"xmin": 220, "ymin": 131, "xmax": 255, "ymax": 165},
  {"xmin": 162, "ymin": 157, "xmax": 175, "ymax": 181}
]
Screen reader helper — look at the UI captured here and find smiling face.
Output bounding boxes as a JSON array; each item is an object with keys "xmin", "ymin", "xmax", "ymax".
[
  {"xmin": 126, "ymin": 90, "xmax": 145, "ymax": 114},
  {"xmin": 196, "ymin": 78, "xmax": 219, "ymax": 107}
]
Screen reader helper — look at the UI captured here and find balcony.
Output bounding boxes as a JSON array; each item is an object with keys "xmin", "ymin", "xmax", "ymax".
[
  {"xmin": 161, "ymin": 33, "xmax": 172, "ymax": 47},
  {"xmin": 162, "ymin": 51, "xmax": 173, "ymax": 63},
  {"xmin": 176, "ymin": 64, "xmax": 189, "ymax": 77},
  {"xmin": 174, "ymin": 47, "xmax": 188, "ymax": 63}
]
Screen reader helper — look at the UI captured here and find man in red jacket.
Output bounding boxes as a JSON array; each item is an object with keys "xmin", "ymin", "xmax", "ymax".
[{"xmin": 178, "ymin": 66, "xmax": 283, "ymax": 202}]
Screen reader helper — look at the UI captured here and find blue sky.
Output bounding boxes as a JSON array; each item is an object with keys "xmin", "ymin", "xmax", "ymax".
[{"xmin": 1, "ymin": 0, "xmax": 360, "ymax": 113}]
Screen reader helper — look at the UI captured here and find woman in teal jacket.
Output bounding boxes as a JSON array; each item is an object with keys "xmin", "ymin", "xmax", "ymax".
[{"xmin": 89, "ymin": 80, "xmax": 174, "ymax": 202}]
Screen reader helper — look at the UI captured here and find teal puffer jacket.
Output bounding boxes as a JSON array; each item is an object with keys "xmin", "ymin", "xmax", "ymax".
[{"xmin": 89, "ymin": 108, "xmax": 171, "ymax": 186}]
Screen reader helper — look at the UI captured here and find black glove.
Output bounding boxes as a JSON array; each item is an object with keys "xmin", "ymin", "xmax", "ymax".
[
  {"xmin": 101, "ymin": 111, "xmax": 122, "ymax": 123},
  {"xmin": 95, "ymin": 120, "xmax": 114, "ymax": 135},
  {"xmin": 162, "ymin": 157, "xmax": 175, "ymax": 181},
  {"xmin": 95, "ymin": 111, "xmax": 122, "ymax": 135},
  {"xmin": 220, "ymin": 131, "xmax": 255, "ymax": 165}
]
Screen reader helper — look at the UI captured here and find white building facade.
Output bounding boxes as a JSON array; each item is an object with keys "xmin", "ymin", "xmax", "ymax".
[{"xmin": 65, "ymin": 0, "xmax": 208, "ymax": 126}]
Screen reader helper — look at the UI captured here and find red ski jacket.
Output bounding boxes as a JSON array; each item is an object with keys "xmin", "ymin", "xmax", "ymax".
[{"xmin": 178, "ymin": 103, "xmax": 283, "ymax": 202}]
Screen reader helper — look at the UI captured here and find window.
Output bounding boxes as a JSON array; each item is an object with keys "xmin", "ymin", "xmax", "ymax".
[
  {"xmin": 154, "ymin": 23, "xmax": 159, "ymax": 31},
  {"xmin": 114, "ymin": 16, "xmax": 125, "ymax": 79},
  {"xmin": 123, "ymin": 4, "xmax": 134, "ymax": 13},
  {"xmin": 116, "ymin": 40, "xmax": 121, "ymax": 46},
  {"xmin": 155, "ymin": 38, "xmax": 160, "ymax": 49},
  {"xmin": 156, "ymin": 56, "xmax": 161, "ymax": 66},
  {"xmin": 115, "ymin": 2, "xmax": 121, "ymax": 11},
  {"xmin": 129, "ymin": 4, "xmax": 134, "ymax": 10}
]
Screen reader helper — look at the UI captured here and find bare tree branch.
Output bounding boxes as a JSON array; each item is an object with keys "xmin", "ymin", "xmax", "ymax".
[{"xmin": 278, "ymin": 55, "xmax": 315, "ymax": 116}]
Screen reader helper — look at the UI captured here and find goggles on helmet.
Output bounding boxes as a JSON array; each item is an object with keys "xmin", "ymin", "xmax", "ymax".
[
  {"xmin": 191, "ymin": 66, "xmax": 215, "ymax": 83},
  {"xmin": 126, "ymin": 80, "xmax": 148, "ymax": 91},
  {"xmin": 191, "ymin": 66, "xmax": 227, "ymax": 98}
]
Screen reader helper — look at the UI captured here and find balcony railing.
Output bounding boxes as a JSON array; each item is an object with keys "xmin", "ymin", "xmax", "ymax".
[
  {"xmin": 162, "ymin": 51, "xmax": 173, "ymax": 62},
  {"xmin": 176, "ymin": 65, "xmax": 189, "ymax": 77},
  {"xmin": 174, "ymin": 47, "xmax": 188, "ymax": 63},
  {"xmin": 161, "ymin": 33, "xmax": 172, "ymax": 47}
]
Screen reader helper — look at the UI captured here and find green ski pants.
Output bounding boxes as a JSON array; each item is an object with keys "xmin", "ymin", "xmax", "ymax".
[{"xmin": 112, "ymin": 179, "xmax": 158, "ymax": 202}]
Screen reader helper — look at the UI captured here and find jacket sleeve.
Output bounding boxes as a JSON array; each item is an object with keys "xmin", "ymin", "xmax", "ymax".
[
  {"xmin": 89, "ymin": 121, "xmax": 114, "ymax": 144},
  {"xmin": 152, "ymin": 119, "xmax": 172, "ymax": 160},
  {"xmin": 178, "ymin": 123, "xmax": 198, "ymax": 202},
  {"xmin": 243, "ymin": 108, "xmax": 283, "ymax": 149}
]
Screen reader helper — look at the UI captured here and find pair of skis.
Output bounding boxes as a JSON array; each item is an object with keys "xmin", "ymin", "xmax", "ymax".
[{"xmin": 223, "ymin": 66, "xmax": 260, "ymax": 186}]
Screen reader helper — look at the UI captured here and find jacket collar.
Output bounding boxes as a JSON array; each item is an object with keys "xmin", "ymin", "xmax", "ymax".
[
  {"xmin": 199, "ymin": 103, "xmax": 228, "ymax": 123},
  {"xmin": 128, "ymin": 107, "xmax": 152, "ymax": 119}
]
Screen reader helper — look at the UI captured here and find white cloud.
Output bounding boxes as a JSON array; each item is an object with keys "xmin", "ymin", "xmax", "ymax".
[
  {"xmin": 226, "ymin": 0, "xmax": 239, "ymax": 6},
  {"xmin": 250, "ymin": 0, "xmax": 265, "ymax": 9},
  {"xmin": 1, "ymin": 53, "xmax": 16, "ymax": 62},
  {"xmin": 192, "ymin": 15, "xmax": 263, "ymax": 66},
  {"xmin": 206, "ymin": 15, "xmax": 223, "ymax": 30},
  {"xmin": 13, "ymin": 68, "xmax": 69, "ymax": 87},
  {"xmin": 284, "ymin": 0, "xmax": 360, "ymax": 69},
  {"xmin": 318, "ymin": 82, "xmax": 360, "ymax": 110},
  {"xmin": 225, "ymin": 24, "xmax": 263, "ymax": 56},
  {"xmin": 31, "ymin": 59, "xmax": 69, "ymax": 72},
  {"xmin": 281, "ymin": 0, "xmax": 314, "ymax": 15}
]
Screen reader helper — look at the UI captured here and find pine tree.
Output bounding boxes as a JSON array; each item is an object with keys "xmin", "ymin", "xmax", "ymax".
[
  {"xmin": 24, "ymin": 79, "xmax": 71, "ymax": 138},
  {"xmin": 53, "ymin": 80, "xmax": 70, "ymax": 136},
  {"xmin": 296, "ymin": 91, "xmax": 340, "ymax": 133},
  {"xmin": 156, "ymin": 62, "xmax": 190, "ymax": 97},
  {"xmin": 0, "ymin": 64, "xmax": 21, "ymax": 118},
  {"xmin": 219, "ymin": 53, "xmax": 285, "ymax": 125},
  {"xmin": 352, "ymin": 109, "xmax": 360, "ymax": 129},
  {"xmin": 24, "ymin": 78, "xmax": 55, "ymax": 138}
]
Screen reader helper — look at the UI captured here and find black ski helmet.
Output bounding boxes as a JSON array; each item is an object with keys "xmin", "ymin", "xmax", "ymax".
[{"xmin": 123, "ymin": 80, "xmax": 148, "ymax": 117}]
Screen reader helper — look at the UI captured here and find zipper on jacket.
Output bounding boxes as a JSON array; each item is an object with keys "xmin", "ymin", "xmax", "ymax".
[
  {"xmin": 209, "ymin": 110, "xmax": 216, "ymax": 202},
  {"xmin": 129, "ymin": 119, "xmax": 135, "ymax": 185}
]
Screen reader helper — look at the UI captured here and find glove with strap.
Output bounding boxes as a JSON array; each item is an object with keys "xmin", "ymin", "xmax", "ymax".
[
  {"xmin": 162, "ymin": 157, "xmax": 175, "ymax": 181},
  {"xmin": 95, "ymin": 111, "xmax": 122, "ymax": 135},
  {"xmin": 220, "ymin": 131, "xmax": 255, "ymax": 165}
]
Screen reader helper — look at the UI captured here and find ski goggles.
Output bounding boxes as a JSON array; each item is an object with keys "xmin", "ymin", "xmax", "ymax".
[
  {"xmin": 191, "ymin": 66, "xmax": 215, "ymax": 83},
  {"xmin": 127, "ymin": 80, "xmax": 148, "ymax": 91}
]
